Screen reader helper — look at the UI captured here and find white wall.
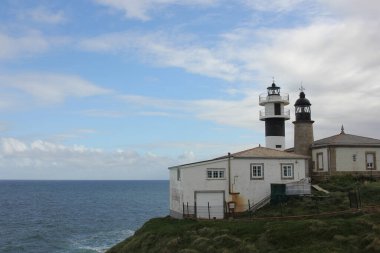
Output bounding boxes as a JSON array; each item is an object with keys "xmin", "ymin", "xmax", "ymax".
[
  {"xmin": 335, "ymin": 147, "xmax": 380, "ymax": 172},
  {"xmin": 169, "ymin": 159, "xmax": 229, "ymax": 217},
  {"xmin": 231, "ymin": 158, "xmax": 306, "ymax": 210},
  {"xmin": 266, "ymin": 136, "xmax": 285, "ymax": 150},
  {"xmin": 169, "ymin": 157, "xmax": 307, "ymax": 217}
]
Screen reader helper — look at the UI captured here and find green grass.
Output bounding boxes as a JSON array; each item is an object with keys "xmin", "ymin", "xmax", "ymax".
[
  {"xmin": 106, "ymin": 180, "xmax": 380, "ymax": 253},
  {"xmin": 107, "ymin": 213, "xmax": 380, "ymax": 253}
]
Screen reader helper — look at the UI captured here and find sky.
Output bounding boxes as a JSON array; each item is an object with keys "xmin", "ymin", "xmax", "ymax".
[{"xmin": 1, "ymin": 0, "xmax": 380, "ymax": 180}]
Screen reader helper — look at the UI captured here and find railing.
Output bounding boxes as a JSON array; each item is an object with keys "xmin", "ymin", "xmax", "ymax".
[
  {"xmin": 259, "ymin": 109, "xmax": 290, "ymax": 119},
  {"xmin": 286, "ymin": 178, "xmax": 312, "ymax": 195},
  {"xmin": 259, "ymin": 93, "xmax": 289, "ymax": 105},
  {"xmin": 248, "ymin": 195, "xmax": 271, "ymax": 213}
]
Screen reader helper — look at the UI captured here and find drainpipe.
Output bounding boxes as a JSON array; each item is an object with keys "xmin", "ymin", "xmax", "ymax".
[{"xmin": 228, "ymin": 152, "xmax": 232, "ymax": 194}]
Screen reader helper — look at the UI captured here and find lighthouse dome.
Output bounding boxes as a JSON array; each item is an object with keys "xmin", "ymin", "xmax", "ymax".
[{"xmin": 294, "ymin": 92, "xmax": 311, "ymax": 106}]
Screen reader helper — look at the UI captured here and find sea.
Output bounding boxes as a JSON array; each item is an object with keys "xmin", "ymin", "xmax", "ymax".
[{"xmin": 0, "ymin": 180, "xmax": 169, "ymax": 253}]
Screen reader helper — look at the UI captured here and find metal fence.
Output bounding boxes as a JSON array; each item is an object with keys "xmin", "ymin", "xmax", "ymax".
[{"xmin": 286, "ymin": 179, "xmax": 311, "ymax": 195}]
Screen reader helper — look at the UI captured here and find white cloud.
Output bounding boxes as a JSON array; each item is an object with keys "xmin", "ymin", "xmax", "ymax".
[
  {"xmin": 120, "ymin": 91, "xmax": 262, "ymax": 130},
  {"xmin": 20, "ymin": 6, "xmax": 66, "ymax": 24},
  {"xmin": 0, "ymin": 30, "xmax": 70, "ymax": 60},
  {"xmin": 0, "ymin": 137, "xmax": 197, "ymax": 179},
  {"xmin": 80, "ymin": 32, "xmax": 244, "ymax": 81},
  {"xmin": 0, "ymin": 32, "xmax": 50, "ymax": 60},
  {"xmin": 320, "ymin": 0, "xmax": 380, "ymax": 20},
  {"xmin": 242, "ymin": 0, "xmax": 307, "ymax": 12},
  {"xmin": 109, "ymin": 0, "xmax": 380, "ymax": 141},
  {"xmin": 0, "ymin": 73, "xmax": 112, "ymax": 104},
  {"xmin": 2, "ymin": 138, "xmax": 28, "ymax": 155},
  {"xmin": 94, "ymin": 0, "xmax": 217, "ymax": 20}
]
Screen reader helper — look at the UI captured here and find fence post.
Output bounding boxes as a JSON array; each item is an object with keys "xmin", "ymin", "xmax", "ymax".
[
  {"xmin": 187, "ymin": 202, "xmax": 189, "ymax": 216},
  {"xmin": 194, "ymin": 201, "xmax": 197, "ymax": 218},
  {"xmin": 357, "ymin": 188, "xmax": 362, "ymax": 208},
  {"xmin": 208, "ymin": 202, "xmax": 211, "ymax": 220},
  {"xmin": 183, "ymin": 202, "xmax": 185, "ymax": 218},
  {"xmin": 248, "ymin": 199, "xmax": 251, "ymax": 218}
]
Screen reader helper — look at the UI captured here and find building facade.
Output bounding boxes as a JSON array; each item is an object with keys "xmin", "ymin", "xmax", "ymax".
[
  {"xmin": 311, "ymin": 127, "xmax": 380, "ymax": 179},
  {"xmin": 169, "ymin": 147, "xmax": 308, "ymax": 219}
]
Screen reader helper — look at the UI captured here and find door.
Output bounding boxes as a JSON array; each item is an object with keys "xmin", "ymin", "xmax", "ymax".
[{"xmin": 195, "ymin": 191, "xmax": 224, "ymax": 219}]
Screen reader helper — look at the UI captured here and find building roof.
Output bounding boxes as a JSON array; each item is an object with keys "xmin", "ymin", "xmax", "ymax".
[
  {"xmin": 169, "ymin": 146, "xmax": 309, "ymax": 169},
  {"xmin": 312, "ymin": 132, "xmax": 380, "ymax": 148},
  {"xmin": 219, "ymin": 146, "xmax": 309, "ymax": 159}
]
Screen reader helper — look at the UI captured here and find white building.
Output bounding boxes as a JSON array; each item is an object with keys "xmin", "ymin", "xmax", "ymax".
[
  {"xmin": 168, "ymin": 82, "xmax": 311, "ymax": 219},
  {"xmin": 169, "ymin": 147, "xmax": 309, "ymax": 219},
  {"xmin": 311, "ymin": 127, "xmax": 380, "ymax": 179}
]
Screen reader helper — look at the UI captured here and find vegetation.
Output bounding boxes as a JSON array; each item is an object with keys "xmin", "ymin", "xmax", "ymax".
[{"xmin": 107, "ymin": 179, "xmax": 380, "ymax": 253}]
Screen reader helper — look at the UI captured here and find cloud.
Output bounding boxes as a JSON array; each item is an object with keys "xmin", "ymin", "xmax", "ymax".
[
  {"xmin": 0, "ymin": 73, "xmax": 112, "ymax": 104},
  {"xmin": 80, "ymin": 32, "xmax": 244, "ymax": 81},
  {"xmin": 0, "ymin": 32, "xmax": 50, "ymax": 60},
  {"xmin": 94, "ymin": 0, "xmax": 217, "ymax": 20},
  {"xmin": 108, "ymin": 0, "xmax": 380, "ymax": 141},
  {"xmin": 0, "ymin": 137, "xmax": 196, "ymax": 179},
  {"xmin": 19, "ymin": 6, "xmax": 66, "ymax": 24},
  {"xmin": 320, "ymin": 0, "xmax": 380, "ymax": 20},
  {"xmin": 79, "ymin": 109, "xmax": 125, "ymax": 118},
  {"xmin": 242, "ymin": 0, "xmax": 307, "ymax": 12},
  {"xmin": 120, "ymin": 91, "xmax": 262, "ymax": 130}
]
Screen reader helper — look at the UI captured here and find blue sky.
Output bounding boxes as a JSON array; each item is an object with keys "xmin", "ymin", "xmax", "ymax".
[{"xmin": 1, "ymin": 0, "xmax": 380, "ymax": 179}]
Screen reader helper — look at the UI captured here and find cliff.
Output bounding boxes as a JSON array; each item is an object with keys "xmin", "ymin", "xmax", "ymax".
[{"xmin": 107, "ymin": 179, "xmax": 380, "ymax": 253}]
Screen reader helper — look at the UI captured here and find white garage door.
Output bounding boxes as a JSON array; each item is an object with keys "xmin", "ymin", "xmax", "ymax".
[{"xmin": 195, "ymin": 191, "xmax": 224, "ymax": 219}]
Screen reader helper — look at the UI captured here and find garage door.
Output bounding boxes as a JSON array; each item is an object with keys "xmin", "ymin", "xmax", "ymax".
[{"xmin": 195, "ymin": 191, "xmax": 224, "ymax": 219}]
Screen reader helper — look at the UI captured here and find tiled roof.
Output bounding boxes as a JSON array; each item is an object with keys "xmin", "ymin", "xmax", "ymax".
[
  {"xmin": 169, "ymin": 146, "xmax": 309, "ymax": 169},
  {"xmin": 219, "ymin": 146, "xmax": 309, "ymax": 159},
  {"xmin": 312, "ymin": 132, "xmax": 380, "ymax": 148}
]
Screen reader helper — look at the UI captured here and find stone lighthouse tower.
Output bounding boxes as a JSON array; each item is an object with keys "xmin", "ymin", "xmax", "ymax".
[
  {"xmin": 259, "ymin": 82, "xmax": 290, "ymax": 150},
  {"xmin": 293, "ymin": 88, "xmax": 314, "ymax": 157}
]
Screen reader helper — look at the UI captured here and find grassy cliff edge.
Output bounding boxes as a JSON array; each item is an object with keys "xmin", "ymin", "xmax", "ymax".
[{"xmin": 107, "ymin": 179, "xmax": 380, "ymax": 253}]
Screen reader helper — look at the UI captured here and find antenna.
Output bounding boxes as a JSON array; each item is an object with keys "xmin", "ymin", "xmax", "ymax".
[{"xmin": 299, "ymin": 82, "xmax": 305, "ymax": 92}]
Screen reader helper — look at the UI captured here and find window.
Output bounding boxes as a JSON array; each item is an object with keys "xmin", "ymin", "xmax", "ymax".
[
  {"xmin": 250, "ymin": 163, "xmax": 264, "ymax": 179},
  {"xmin": 352, "ymin": 154, "xmax": 357, "ymax": 162},
  {"xmin": 177, "ymin": 168, "xmax": 181, "ymax": 181},
  {"xmin": 317, "ymin": 152, "xmax": 323, "ymax": 170},
  {"xmin": 207, "ymin": 169, "xmax": 225, "ymax": 179},
  {"xmin": 274, "ymin": 103, "xmax": 281, "ymax": 115},
  {"xmin": 281, "ymin": 164, "xmax": 294, "ymax": 179},
  {"xmin": 366, "ymin": 152, "xmax": 376, "ymax": 170},
  {"xmin": 276, "ymin": 145, "xmax": 282, "ymax": 149}
]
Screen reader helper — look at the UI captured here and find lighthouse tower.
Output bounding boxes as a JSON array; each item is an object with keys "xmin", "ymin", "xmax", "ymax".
[
  {"xmin": 259, "ymin": 82, "xmax": 290, "ymax": 150},
  {"xmin": 293, "ymin": 88, "xmax": 314, "ymax": 157}
]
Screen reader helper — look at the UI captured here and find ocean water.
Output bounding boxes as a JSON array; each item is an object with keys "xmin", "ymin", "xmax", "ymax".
[{"xmin": 0, "ymin": 180, "xmax": 169, "ymax": 253}]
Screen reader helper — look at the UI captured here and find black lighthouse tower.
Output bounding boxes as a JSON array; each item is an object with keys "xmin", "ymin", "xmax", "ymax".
[{"xmin": 293, "ymin": 88, "xmax": 314, "ymax": 175}]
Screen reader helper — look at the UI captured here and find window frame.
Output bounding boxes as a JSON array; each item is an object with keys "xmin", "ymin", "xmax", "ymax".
[
  {"xmin": 250, "ymin": 163, "xmax": 264, "ymax": 180},
  {"xmin": 317, "ymin": 152, "xmax": 324, "ymax": 170},
  {"xmin": 365, "ymin": 152, "xmax": 376, "ymax": 170},
  {"xmin": 281, "ymin": 163, "xmax": 294, "ymax": 180},
  {"xmin": 206, "ymin": 168, "xmax": 226, "ymax": 180}
]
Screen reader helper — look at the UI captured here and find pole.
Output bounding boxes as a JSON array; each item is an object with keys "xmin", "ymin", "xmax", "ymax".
[
  {"xmin": 208, "ymin": 202, "xmax": 211, "ymax": 220},
  {"xmin": 248, "ymin": 199, "xmax": 251, "ymax": 218}
]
